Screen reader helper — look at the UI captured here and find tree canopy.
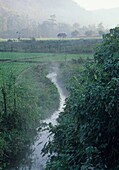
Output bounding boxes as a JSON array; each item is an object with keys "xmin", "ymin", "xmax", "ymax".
[{"xmin": 44, "ymin": 27, "xmax": 119, "ymax": 170}]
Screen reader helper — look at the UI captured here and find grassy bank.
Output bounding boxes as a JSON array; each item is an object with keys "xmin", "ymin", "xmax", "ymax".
[{"xmin": 0, "ymin": 61, "xmax": 59, "ymax": 169}]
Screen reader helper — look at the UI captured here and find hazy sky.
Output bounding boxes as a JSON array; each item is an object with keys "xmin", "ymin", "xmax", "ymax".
[{"xmin": 73, "ymin": 0, "xmax": 119, "ymax": 10}]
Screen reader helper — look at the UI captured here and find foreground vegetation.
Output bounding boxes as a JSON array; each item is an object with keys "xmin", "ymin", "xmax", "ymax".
[
  {"xmin": 0, "ymin": 62, "xmax": 59, "ymax": 169},
  {"xmin": 0, "ymin": 38, "xmax": 101, "ymax": 169},
  {"xmin": 43, "ymin": 27, "xmax": 119, "ymax": 169}
]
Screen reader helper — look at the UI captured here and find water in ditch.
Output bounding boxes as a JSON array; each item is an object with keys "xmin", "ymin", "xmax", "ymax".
[{"xmin": 10, "ymin": 72, "xmax": 66, "ymax": 170}]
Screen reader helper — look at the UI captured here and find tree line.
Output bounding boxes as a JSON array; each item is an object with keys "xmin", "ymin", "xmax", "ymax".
[{"xmin": 0, "ymin": 14, "xmax": 107, "ymax": 39}]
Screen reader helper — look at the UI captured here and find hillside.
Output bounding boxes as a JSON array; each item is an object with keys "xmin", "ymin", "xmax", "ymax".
[
  {"xmin": 0, "ymin": 0, "xmax": 118, "ymax": 27},
  {"xmin": 0, "ymin": 0, "xmax": 90, "ymax": 24},
  {"xmin": 0, "ymin": 0, "xmax": 119, "ymax": 38}
]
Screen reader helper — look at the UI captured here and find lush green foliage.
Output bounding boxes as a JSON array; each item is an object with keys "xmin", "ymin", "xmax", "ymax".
[
  {"xmin": 0, "ymin": 63, "xmax": 59, "ymax": 169},
  {"xmin": 44, "ymin": 27, "xmax": 119, "ymax": 169},
  {"xmin": 0, "ymin": 47, "xmax": 92, "ymax": 169},
  {"xmin": 57, "ymin": 58, "xmax": 92, "ymax": 96},
  {"xmin": 18, "ymin": 65, "xmax": 59, "ymax": 119}
]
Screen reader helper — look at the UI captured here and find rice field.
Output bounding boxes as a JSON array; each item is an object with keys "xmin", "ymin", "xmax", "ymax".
[{"xmin": 0, "ymin": 52, "xmax": 93, "ymax": 61}]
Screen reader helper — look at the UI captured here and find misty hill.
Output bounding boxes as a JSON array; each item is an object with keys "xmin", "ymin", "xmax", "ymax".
[
  {"xmin": 0, "ymin": 0, "xmax": 119, "ymax": 27},
  {"xmin": 0, "ymin": 0, "xmax": 15, "ymax": 17},
  {"xmin": 0, "ymin": 0, "xmax": 90, "ymax": 25},
  {"xmin": 0, "ymin": 0, "xmax": 119, "ymax": 38}
]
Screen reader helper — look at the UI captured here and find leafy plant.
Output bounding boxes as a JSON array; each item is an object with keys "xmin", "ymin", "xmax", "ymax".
[
  {"xmin": 0, "ymin": 64, "xmax": 59, "ymax": 169},
  {"xmin": 44, "ymin": 27, "xmax": 119, "ymax": 170}
]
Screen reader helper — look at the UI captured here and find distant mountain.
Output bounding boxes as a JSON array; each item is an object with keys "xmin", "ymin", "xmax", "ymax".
[
  {"xmin": 0, "ymin": 0, "xmax": 119, "ymax": 27},
  {"xmin": 0, "ymin": 0, "xmax": 119, "ymax": 38},
  {"xmin": 0, "ymin": 0, "xmax": 90, "ymax": 25},
  {"xmin": 0, "ymin": 0, "xmax": 15, "ymax": 16}
]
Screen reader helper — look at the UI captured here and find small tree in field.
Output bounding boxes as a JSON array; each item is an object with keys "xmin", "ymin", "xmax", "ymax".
[{"xmin": 57, "ymin": 32, "xmax": 67, "ymax": 38}]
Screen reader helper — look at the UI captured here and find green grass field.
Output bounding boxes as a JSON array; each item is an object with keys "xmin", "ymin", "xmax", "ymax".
[
  {"xmin": 0, "ymin": 52, "xmax": 93, "ymax": 77},
  {"xmin": 0, "ymin": 52, "xmax": 93, "ymax": 61}
]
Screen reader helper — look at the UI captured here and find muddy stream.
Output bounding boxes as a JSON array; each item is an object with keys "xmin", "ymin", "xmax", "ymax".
[{"xmin": 10, "ymin": 72, "xmax": 66, "ymax": 170}]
